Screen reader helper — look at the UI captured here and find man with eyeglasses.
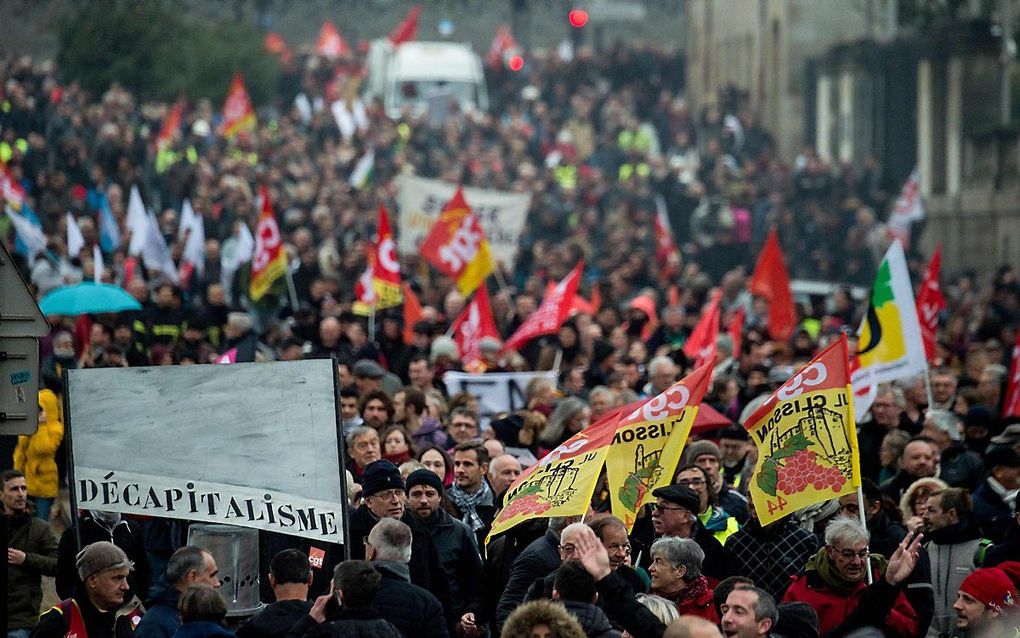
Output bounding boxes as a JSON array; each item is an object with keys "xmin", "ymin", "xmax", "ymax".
[
  {"xmin": 346, "ymin": 460, "xmax": 454, "ymax": 630},
  {"xmin": 782, "ymin": 517, "xmax": 922, "ymax": 637},
  {"xmin": 676, "ymin": 464, "xmax": 739, "ymax": 544},
  {"xmin": 644, "ymin": 484, "xmax": 732, "ymax": 582}
]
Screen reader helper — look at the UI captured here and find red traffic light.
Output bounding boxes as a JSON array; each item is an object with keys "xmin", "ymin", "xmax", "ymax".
[
  {"xmin": 508, "ymin": 54, "xmax": 525, "ymax": 71},
  {"xmin": 568, "ymin": 9, "xmax": 589, "ymax": 28}
]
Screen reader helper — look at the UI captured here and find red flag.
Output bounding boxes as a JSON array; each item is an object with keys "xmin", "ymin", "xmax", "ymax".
[
  {"xmin": 1, "ymin": 162, "xmax": 26, "ymax": 210},
  {"xmin": 683, "ymin": 288, "xmax": 721, "ymax": 369},
  {"xmin": 389, "ymin": 5, "xmax": 422, "ymax": 46},
  {"xmin": 728, "ymin": 305, "xmax": 745, "ymax": 359},
  {"xmin": 264, "ymin": 32, "xmax": 292, "ymax": 64},
  {"xmin": 1003, "ymin": 331, "xmax": 1020, "ymax": 419},
  {"xmin": 750, "ymin": 228, "xmax": 797, "ymax": 340},
  {"xmin": 216, "ymin": 348, "xmax": 237, "ymax": 365},
  {"xmin": 355, "ymin": 206, "xmax": 402, "ymax": 313},
  {"xmin": 543, "ymin": 280, "xmax": 594, "ymax": 316},
  {"xmin": 221, "ymin": 73, "xmax": 256, "ymax": 139},
  {"xmin": 451, "ymin": 286, "xmax": 500, "ymax": 368},
  {"xmin": 916, "ymin": 244, "xmax": 946, "ymax": 363},
  {"xmin": 487, "ymin": 25, "xmax": 519, "ymax": 70},
  {"xmin": 353, "ymin": 240, "xmax": 377, "ymax": 312},
  {"xmin": 317, "ymin": 21, "xmax": 350, "ymax": 59},
  {"xmin": 655, "ymin": 196, "xmax": 680, "ymax": 280},
  {"xmin": 156, "ymin": 100, "xmax": 184, "ymax": 152},
  {"xmin": 505, "ymin": 262, "xmax": 584, "ymax": 351},
  {"xmin": 249, "ymin": 186, "xmax": 288, "ymax": 301},
  {"xmin": 402, "ymin": 282, "xmax": 424, "ymax": 344},
  {"xmin": 590, "ymin": 282, "xmax": 602, "ymax": 314}
]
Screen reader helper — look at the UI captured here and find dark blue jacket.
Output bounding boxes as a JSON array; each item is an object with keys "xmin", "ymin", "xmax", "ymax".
[
  {"xmin": 135, "ymin": 584, "xmax": 181, "ymax": 638},
  {"xmin": 173, "ymin": 622, "xmax": 233, "ymax": 638},
  {"xmin": 371, "ymin": 561, "xmax": 449, "ymax": 638}
]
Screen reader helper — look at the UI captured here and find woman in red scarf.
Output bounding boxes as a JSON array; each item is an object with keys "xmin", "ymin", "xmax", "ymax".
[{"xmin": 647, "ymin": 536, "xmax": 717, "ymax": 623}]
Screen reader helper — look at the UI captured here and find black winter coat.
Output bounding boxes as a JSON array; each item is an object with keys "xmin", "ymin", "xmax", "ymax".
[
  {"xmin": 57, "ymin": 515, "xmax": 151, "ymax": 601},
  {"xmin": 287, "ymin": 608, "xmax": 402, "ymax": 638},
  {"xmin": 237, "ymin": 600, "xmax": 313, "ymax": 638},
  {"xmin": 371, "ymin": 562, "xmax": 450, "ymax": 638},
  {"xmin": 495, "ymin": 529, "xmax": 562, "ymax": 630}
]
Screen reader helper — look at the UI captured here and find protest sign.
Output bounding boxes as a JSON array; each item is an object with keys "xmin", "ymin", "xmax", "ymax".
[
  {"xmin": 67, "ymin": 360, "xmax": 345, "ymax": 543},
  {"xmin": 443, "ymin": 370, "xmax": 556, "ymax": 424}
]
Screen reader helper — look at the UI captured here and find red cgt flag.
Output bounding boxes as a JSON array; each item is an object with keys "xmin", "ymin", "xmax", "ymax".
[
  {"xmin": 317, "ymin": 21, "xmax": 350, "ymax": 59},
  {"xmin": 684, "ymin": 288, "xmax": 721, "ymax": 369},
  {"xmin": 419, "ymin": 187, "xmax": 493, "ymax": 296},
  {"xmin": 1003, "ymin": 331, "xmax": 1020, "ymax": 419},
  {"xmin": 156, "ymin": 100, "xmax": 184, "ymax": 152},
  {"xmin": 728, "ymin": 305, "xmax": 745, "ymax": 360},
  {"xmin": 916, "ymin": 244, "xmax": 946, "ymax": 363},
  {"xmin": 389, "ymin": 5, "xmax": 422, "ymax": 46},
  {"xmin": 505, "ymin": 262, "xmax": 584, "ymax": 351},
  {"xmin": 451, "ymin": 286, "xmax": 501, "ymax": 368},
  {"xmin": 750, "ymin": 228, "xmax": 797, "ymax": 340},
  {"xmin": 221, "ymin": 72, "xmax": 256, "ymax": 139}
]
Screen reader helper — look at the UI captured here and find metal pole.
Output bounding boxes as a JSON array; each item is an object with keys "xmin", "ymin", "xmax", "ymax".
[
  {"xmin": 63, "ymin": 370, "xmax": 83, "ymax": 555},
  {"xmin": 856, "ymin": 485, "xmax": 874, "ymax": 585},
  {"xmin": 332, "ymin": 362, "xmax": 351, "ymax": 561},
  {"xmin": 1002, "ymin": 0, "xmax": 1016, "ymax": 125},
  {"xmin": 284, "ymin": 263, "xmax": 300, "ymax": 312},
  {"xmin": 1, "ymin": 513, "xmax": 8, "ymax": 636}
]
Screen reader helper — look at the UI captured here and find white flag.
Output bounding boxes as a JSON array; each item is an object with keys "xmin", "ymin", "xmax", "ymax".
[
  {"xmin": 93, "ymin": 244, "xmax": 104, "ymax": 284},
  {"xmin": 127, "ymin": 185, "xmax": 150, "ymax": 256},
  {"xmin": 141, "ymin": 212, "xmax": 179, "ymax": 283},
  {"xmin": 887, "ymin": 169, "xmax": 925, "ymax": 245},
  {"xmin": 349, "ymin": 149, "xmax": 375, "ymax": 189},
  {"xmin": 5, "ymin": 206, "xmax": 47, "ymax": 265},
  {"xmin": 179, "ymin": 199, "xmax": 206, "ymax": 277},
  {"xmin": 66, "ymin": 211, "xmax": 85, "ymax": 257},
  {"xmin": 331, "ymin": 99, "xmax": 357, "ymax": 139}
]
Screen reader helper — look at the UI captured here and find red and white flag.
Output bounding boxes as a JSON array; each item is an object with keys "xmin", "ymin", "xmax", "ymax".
[
  {"xmin": 354, "ymin": 206, "xmax": 402, "ymax": 314},
  {"xmin": 221, "ymin": 73, "xmax": 256, "ymax": 139},
  {"xmin": 654, "ymin": 195, "xmax": 680, "ymax": 279},
  {"xmin": 888, "ymin": 168, "xmax": 925, "ymax": 247},
  {"xmin": 505, "ymin": 262, "xmax": 584, "ymax": 351},
  {"xmin": 915, "ymin": 244, "xmax": 945, "ymax": 363},
  {"xmin": 317, "ymin": 21, "xmax": 350, "ymax": 59},
  {"xmin": 684, "ymin": 288, "xmax": 721, "ymax": 369},
  {"xmin": 1003, "ymin": 331, "xmax": 1020, "ymax": 419},
  {"xmin": 451, "ymin": 286, "xmax": 500, "ymax": 368},
  {"xmin": 249, "ymin": 186, "xmax": 287, "ymax": 301},
  {"xmin": 216, "ymin": 348, "xmax": 237, "ymax": 365}
]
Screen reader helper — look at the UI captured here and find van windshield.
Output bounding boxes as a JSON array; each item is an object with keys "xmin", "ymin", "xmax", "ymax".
[{"xmin": 393, "ymin": 80, "xmax": 477, "ymax": 112}]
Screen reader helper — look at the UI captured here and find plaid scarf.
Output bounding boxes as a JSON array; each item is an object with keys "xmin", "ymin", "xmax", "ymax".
[{"xmin": 448, "ymin": 480, "xmax": 493, "ymax": 532}]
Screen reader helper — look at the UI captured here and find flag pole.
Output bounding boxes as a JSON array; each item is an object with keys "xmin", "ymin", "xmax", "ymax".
[
  {"xmin": 368, "ymin": 306, "xmax": 377, "ymax": 342},
  {"xmin": 493, "ymin": 262, "xmax": 514, "ymax": 300},
  {"xmin": 856, "ymin": 485, "xmax": 874, "ymax": 585},
  {"xmin": 284, "ymin": 261, "xmax": 300, "ymax": 311},
  {"xmin": 552, "ymin": 347, "xmax": 563, "ymax": 372},
  {"xmin": 923, "ymin": 366, "xmax": 935, "ymax": 412}
]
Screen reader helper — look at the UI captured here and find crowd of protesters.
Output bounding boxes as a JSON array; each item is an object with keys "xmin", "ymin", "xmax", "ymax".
[{"xmin": 3, "ymin": 27, "xmax": 1020, "ymax": 638}]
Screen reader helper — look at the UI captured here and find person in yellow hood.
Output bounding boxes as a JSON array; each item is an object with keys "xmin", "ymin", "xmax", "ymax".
[{"xmin": 13, "ymin": 389, "xmax": 64, "ymax": 521}]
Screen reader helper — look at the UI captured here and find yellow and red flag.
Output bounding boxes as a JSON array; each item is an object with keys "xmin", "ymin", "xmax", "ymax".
[
  {"xmin": 487, "ymin": 412, "xmax": 621, "ymax": 545},
  {"xmin": 606, "ymin": 362, "xmax": 713, "ymax": 530},
  {"xmin": 221, "ymin": 72, "xmax": 256, "ymax": 140},
  {"xmin": 249, "ymin": 186, "xmax": 288, "ymax": 301},
  {"xmin": 355, "ymin": 206, "xmax": 402, "ymax": 314},
  {"xmin": 419, "ymin": 187, "xmax": 494, "ymax": 296},
  {"xmin": 156, "ymin": 100, "xmax": 184, "ymax": 152},
  {"xmin": 450, "ymin": 285, "xmax": 500, "ymax": 370},
  {"xmin": 744, "ymin": 335, "xmax": 861, "ymax": 526}
]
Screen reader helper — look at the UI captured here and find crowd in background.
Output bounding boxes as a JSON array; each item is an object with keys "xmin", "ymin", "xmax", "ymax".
[{"xmin": 2, "ymin": 32, "xmax": 1020, "ymax": 638}]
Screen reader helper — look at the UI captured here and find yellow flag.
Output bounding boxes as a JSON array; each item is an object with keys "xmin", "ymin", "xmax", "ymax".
[
  {"xmin": 605, "ymin": 362, "xmax": 713, "ymax": 531},
  {"xmin": 486, "ymin": 413, "xmax": 619, "ymax": 545},
  {"xmin": 745, "ymin": 336, "xmax": 861, "ymax": 526}
]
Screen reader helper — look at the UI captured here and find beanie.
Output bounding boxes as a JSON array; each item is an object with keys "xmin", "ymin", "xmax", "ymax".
[
  {"xmin": 774, "ymin": 602, "xmax": 820, "ymax": 638},
  {"xmin": 959, "ymin": 567, "xmax": 1018, "ymax": 613},
  {"xmin": 76, "ymin": 541, "xmax": 132, "ymax": 581},
  {"xmin": 686, "ymin": 439, "xmax": 722, "ymax": 464},
  {"xmin": 405, "ymin": 469, "xmax": 444, "ymax": 495},
  {"xmin": 361, "ymin": 460, "xmax": 404, "ymax": 499}
]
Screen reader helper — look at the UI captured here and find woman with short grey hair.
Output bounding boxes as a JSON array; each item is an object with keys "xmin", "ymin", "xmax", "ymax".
[{"xmin": 647, "ymin": 536, "xmax": 716, "ymax": 621}]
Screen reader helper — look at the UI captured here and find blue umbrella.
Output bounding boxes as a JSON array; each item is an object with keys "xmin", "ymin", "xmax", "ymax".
[{"xmin": 39, "ymin": 282, "xmax": 143, "ymax": 316}]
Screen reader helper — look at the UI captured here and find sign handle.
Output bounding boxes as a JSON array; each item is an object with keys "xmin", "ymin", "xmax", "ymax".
[
  {"xmin": 62, "ymin": 369, "xmax": 83, "ymax": 556},
  {"xmin": 856, "ymin": 485, "xmax": 874, "ymax": 585},
  {"xmin": 332, "ymin": 361, "xmax": 352, "ymax": 561}
]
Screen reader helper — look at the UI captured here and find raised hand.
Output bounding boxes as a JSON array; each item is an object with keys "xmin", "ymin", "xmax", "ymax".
[
  {"xmin": 885, "ymin": 531, "xmax": 924, "ymax": 586},
  {"xmin": 574, "ymin": 525, "xmax": 612, "ymax": 580}
]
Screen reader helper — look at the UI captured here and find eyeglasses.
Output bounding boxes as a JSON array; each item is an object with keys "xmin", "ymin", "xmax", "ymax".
[
  {"xmin": 559, "ymin": 544, "xmax": 578, "ymax": 555},
  {"xmin": 369, "ymin": 489, "xmax": 403, "ymax": 501},
  {"xmin": 835, "ymin": 548, "xmax": 870, "ymax": 561},
  {"xmin": 678, "ymin": 478, "xmax": 706, "ymax": 487},
  {"xmin": 650, "ymin": 503, "xmax": 687, "ymax": 512}
]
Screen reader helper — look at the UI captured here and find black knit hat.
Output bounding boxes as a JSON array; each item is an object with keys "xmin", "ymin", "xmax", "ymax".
[
  {"xmin": 361, "ymin": 460, "xmax": 404, "ymax": 498},
  {"xmin": 405, "ymin": 469, "xmax": 444, "ymax": 495}
]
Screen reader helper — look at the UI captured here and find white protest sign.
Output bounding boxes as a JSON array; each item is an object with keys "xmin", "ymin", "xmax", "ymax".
[
  {"xmin": 443, "ymin": 370, "xmax": 557, "ymax": 425},
  {"xmin": 396, "ymin": 175, "xmax": 531, "ymax": 267},
  {"xmin": 67, "ymin": 360, "xmax": 345, "ymax": 543}
]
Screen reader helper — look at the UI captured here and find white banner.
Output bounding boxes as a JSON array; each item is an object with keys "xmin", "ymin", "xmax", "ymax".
[
  {"xmin": 396, "ymin": 175, "xmax": 531, "ymax": 267},
  {"xmin": 67, "ymin": 360, "xmax": 345, "ymax": 543},
  {"xmin": 75, "ymin": 469, "xmax": 342, "ymax": 542},
  {"xmin": 443, "ymin": 370, "xmax": 556, "ymax": 425}
]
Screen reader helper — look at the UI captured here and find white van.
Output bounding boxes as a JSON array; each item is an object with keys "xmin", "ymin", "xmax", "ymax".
[{"xmin": 365, "ymin": 40, "xmax": 489, "ymax": 121}]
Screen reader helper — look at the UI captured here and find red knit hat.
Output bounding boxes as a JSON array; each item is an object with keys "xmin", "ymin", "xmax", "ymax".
[{"xmin": 960, "ymin": 567, "xmax": 1018, "ymax": 614}]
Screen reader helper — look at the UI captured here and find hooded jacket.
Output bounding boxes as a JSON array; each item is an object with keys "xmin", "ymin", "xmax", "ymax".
[
  {"xmin": 14, "ymin": 389, "xmax": 64, "ymax": 498},
  {"xmin": 57, "ymin": 514, "xmax": 151, "ymax": 602},
  {"xmin": 371, "ymin": 561, "xmax": 449, "ymax": 638},
  {"xmin": 925, "ymin": 517, "xmax": 985, "ymax": 638},
  {"xmin": 501, "ymin": 600, "xmax": 587, "ymax": 638},
  {"xmin": 135, "ymin": 583, "xmax": 181, "ymax": 638},
  {"xmin": 781, "ymin": 549, "xmax": 918, "ymax": 638}
]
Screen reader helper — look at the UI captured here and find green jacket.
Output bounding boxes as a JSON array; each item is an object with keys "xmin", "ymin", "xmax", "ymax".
[{"xmin": 6, "ymin": 509, "xmax": 59, "ymax": 629}]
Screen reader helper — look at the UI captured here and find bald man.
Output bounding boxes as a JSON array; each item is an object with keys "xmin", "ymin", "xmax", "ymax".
[{"xmin": 488, "ymin": 454, "xmax": 522, "ymax": 496}]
